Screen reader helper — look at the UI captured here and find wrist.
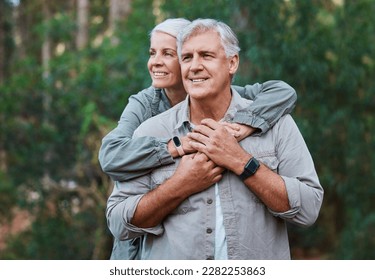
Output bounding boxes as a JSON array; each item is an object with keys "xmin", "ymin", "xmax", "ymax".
[
  {"xmin": 238, "ymin": 156, "xmax": 260, "ymax": 180},
  {"xmin": 172, "ymin": 136, "xmax": 185, "ymax": 157},
  {"xmin": 167, "ymin": 140, "xmax": 179, "ymax": 158},
  {"xmin": 167, "ymin": 172, "xmax": 194, "ymax": 198},
  {"xmin": 231, "ymin": 153, "xmax": 252, "ymax": 175}
]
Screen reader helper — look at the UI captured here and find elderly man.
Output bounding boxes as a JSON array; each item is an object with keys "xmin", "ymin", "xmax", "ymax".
[{"xmin": 106, "ymin": 18, "xmax": 323, "ymax": 260}]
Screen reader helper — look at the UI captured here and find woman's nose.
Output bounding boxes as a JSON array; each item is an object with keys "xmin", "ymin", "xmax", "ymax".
[{"xmin": 150, "ymin": 53, "xmax": 163, "ymax": 65}]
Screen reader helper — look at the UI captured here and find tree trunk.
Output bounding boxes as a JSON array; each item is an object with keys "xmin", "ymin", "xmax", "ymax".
[
  {"xmin": 109, "ymin": 0, "xmax": 132, "ymax": 31},
  {"xmin": 76, "ymin": 0, "xmax": 89, "ymax": 50},
  {"xmin": 0, "ymin": 2, "xmax": 6, "ymax": 171},
  {"xmin": 0, "ymin": 0, "xmax": 6, "ymax": 84},
  {"xmin": 42, "ymin": 0, "xmax": 51, "ymax": 107},
  {"xmin": 109, "ymin": 0, "xmax": 132, "ymax": 45},
  {"xmin": 41, "ymin": 0, "xmax": 52, "ymax": 177}
]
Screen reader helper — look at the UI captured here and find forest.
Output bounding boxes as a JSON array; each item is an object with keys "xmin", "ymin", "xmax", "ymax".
[{"xmin": 0, "ymin": 0, "xmax": 374, "ymax": 260}]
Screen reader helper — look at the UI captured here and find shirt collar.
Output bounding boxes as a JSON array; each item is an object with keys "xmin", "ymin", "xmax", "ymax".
[
  {"xmin": 174, "ymin": 87, "xmax": 252, "ymax": 131},
  {"xmin": 174, "ymin": 95, "xmax": 192, "ymax": 131}
]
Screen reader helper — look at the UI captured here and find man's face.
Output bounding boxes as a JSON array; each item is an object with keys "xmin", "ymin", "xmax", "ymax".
[
  {"xmin": 147, "ymin": 31, "xmax": 182, "ymax": 90},
  {"xmin": 179, "ymin": 30, "xmax": 238, "ymax": 101}
]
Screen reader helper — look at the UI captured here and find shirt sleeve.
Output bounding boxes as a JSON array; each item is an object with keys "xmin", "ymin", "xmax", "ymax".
[
  {"xmin": 98, "ymin": 90, "xmax": 174, "ymax": 182},
  {"xmin": 268, "ymin": 115, "xmax": 324, "ymax": 227},
  {"xmin": 232, "ymin": 80, "xmax": 297, "ymax": 135},
  {"xmin": 106, "ymin": 179, "xmax": 164, "ymax": 241}
]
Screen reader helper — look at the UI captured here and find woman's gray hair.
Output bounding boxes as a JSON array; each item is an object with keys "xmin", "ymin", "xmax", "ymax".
[
  {"xmin": 177, "ymin": 18, "xmax": 241, "ymax": 59},
  {"xmin": 150, "ymin": 18, "xmax": 191, "ymax": 39}
]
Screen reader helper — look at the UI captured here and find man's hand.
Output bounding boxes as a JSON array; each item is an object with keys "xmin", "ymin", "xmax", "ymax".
[
  {"xmin": 132, "ymin": 151, "xmax": 224, "ymax": 228},
  {"xmin": 220, "ymin": 122, "xmax": 257, "ymax": 141},
  {"xmin": 187, "ymin": 118, "xmax": 290, "ymax": 213},
  {"xmin": 175, "ymin": 152, "xmax": 224, "ymax": 195},
  {"xmin": 187, "ymin": 118, "xmax": 250, "ymax": 174}
]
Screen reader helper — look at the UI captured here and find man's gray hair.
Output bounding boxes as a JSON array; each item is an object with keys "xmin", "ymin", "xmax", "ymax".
[
  {"xmin": 177, "ymin": 18, "xmax": 241, "ymax": 59},
  {"xmin": 150, "ymin": 18, "xmax": 191, "ymax": 39}
]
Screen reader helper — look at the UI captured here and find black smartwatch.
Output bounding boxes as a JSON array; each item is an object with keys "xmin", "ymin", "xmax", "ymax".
[
  {"xmin": 172, "ymin": 136, "xmax": 185, "ymax": 157},
  {"xmin": 239, "ymin": 157, "xmax": 260, "ymax": 180}
]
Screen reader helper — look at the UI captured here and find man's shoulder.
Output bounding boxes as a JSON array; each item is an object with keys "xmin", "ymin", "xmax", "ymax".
[
  {"xmin": 249, "ymin": 114, "xmax": 297, "ymax": 140},
  {"xmin": 268, "ymin": 114, "xmax": 301, "ymax": 140},
  {"xmin": 277, "ymin": 114, "xmax": 296, "ymax": 128}
]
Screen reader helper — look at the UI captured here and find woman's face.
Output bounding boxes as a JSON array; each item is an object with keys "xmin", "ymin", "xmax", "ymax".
[{"xmin": 147, "ymin": 31, "xmax": 183, "ymax": 90}]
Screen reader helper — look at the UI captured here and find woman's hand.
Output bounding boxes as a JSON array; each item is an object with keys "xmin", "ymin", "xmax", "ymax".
[
  {"xmin": 220, "ymin": 122, "xmax": 257, "ymax": 142},
  {"xmin": 167, "ymin": 135, "xmax": 198, "ymax": 158}
]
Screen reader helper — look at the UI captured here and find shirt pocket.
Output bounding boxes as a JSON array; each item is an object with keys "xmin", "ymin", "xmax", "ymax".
[
  {"xmin": 254, "ymin": 150, "xmax": 279, "ymax": 172},
  {"xmin": 150, "ymin": 164, "xmax": 193, "ymax": 215}
]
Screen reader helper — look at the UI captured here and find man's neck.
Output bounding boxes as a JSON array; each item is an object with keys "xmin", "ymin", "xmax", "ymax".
[{"xmin": 189, "ymin": 90, "xmax": 232, "ymax": 125}]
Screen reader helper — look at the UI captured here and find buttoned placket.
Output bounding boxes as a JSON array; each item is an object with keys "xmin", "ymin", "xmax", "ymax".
[
  {"xmin": 204, "ymin": 186, "xmax": 216, "ymax": 260},
  {"xmin": 176, "ymin": 101, "xmax": 236, "ymax": 260},
  {"xmin": 218, "ymin": 172, "xmax": 240, "ymax": 259}
]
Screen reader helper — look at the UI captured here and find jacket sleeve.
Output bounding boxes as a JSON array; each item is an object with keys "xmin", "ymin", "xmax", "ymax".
[
  {"xmin": 98, "ymin": 91, "xmax": 174, "ymax": 182},
  {"xmin": 232, "ymin": 80, "xmax": 297, "ymax": 135}
]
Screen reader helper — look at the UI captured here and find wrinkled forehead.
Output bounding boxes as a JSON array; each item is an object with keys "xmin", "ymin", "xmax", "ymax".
[
  {"xmin": 183, "ymin": 27, "xmax": 219, "ymax": 44},
  {"xmin": 177, "ymin": 24, "xmax": 223, "ymax": 58},
  {"xmin": 181, "ymin": 29, "xmax": 221, "ymax": 50}
]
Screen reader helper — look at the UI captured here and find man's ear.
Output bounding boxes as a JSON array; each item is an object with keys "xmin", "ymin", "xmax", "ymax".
[{"xmin": 228, "ymin": 54, "xmax": 239, "ymax": 75}]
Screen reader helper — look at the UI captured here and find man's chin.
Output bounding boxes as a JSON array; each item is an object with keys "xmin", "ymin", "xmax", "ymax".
[{"xmin": 188, "ymin": 90, "xmax": 210, "ymax": 100}]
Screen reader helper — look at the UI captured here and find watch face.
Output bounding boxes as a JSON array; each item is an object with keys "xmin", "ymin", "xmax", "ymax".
[
  {"xmin": 240, "ymin": 157, "xmax": 260, "ymax": 180},
  {"xmin": 173, "ymin": 136, "xmax": 181, "ymax": 147},
  {"xmin": 246, "ymin": 159, "xmax": 259, "ymax": 173}
]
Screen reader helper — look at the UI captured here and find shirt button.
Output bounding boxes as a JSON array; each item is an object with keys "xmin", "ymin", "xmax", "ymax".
[
  {"xmin": 206, "ymin": 228, "xmax": 213, "ymax": 234},
  {"xmin": 207, "ymin": 198, "xmax": 213, "ymax": 204}
]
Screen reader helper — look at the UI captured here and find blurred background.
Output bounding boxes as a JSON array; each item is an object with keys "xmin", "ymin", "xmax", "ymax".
[{"xmin": 0, "ymin": 0, "xmax": 374, "ymax": 260}]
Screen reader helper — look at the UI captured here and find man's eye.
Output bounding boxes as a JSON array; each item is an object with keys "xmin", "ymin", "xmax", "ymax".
[{"xmin": 182, "ymin": 56, "xmax": 191, "ymax": 62}]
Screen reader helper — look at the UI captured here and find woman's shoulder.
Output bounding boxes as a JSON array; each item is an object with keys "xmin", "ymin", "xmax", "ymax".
[
  {"xmin": 134, "ymin": 100, "xmax": 185, "ymax": 138},
  {"xmin": 129, "ymin": 86, "xmax": 156, "ymax": 102}
]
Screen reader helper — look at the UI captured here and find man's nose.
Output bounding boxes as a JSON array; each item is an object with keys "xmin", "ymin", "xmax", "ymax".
[{"xmin": 190, "ymin": 56, "xmax": 203, "ymax": 71}]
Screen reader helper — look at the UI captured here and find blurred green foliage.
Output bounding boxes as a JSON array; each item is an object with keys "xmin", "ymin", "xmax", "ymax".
[{"xmin": 0, "ymin": 0, "xmax": 374, "ymax": 259}]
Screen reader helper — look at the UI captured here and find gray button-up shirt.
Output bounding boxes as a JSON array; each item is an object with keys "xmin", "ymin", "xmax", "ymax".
[
  {"xmin": 106, "ymin": 89, "xmax": 323, "ymax": 260},
  {"xmin": 99, "ymin": 81, "xmax": 297, "ymax": 182}
]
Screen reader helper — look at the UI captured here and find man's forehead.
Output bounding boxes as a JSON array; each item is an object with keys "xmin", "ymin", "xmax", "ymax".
[{"xmin": 181, "ymin": 30, "xmax": 221, "ymax": 52}]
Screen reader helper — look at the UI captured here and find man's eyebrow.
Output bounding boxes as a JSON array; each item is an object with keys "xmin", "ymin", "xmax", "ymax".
[
  {"xmin": 199, "ymin": 50, "xmax": 215, "ymax": 55},
  {"xmin": 180, "ymin": 51, "xmax": 192, "ymax": 56},
  {"xmin": 181, "ymin": 49, "xmax": 215, "ymax": 55}
]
